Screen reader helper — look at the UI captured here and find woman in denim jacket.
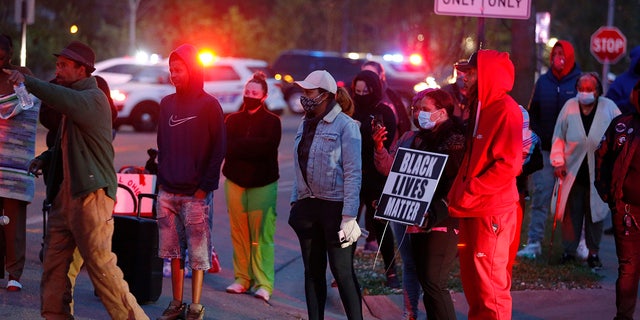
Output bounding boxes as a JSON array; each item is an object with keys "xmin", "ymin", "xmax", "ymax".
[{"xmin": 288, "ymin": 70, "xmax": 363, "ymax": 320}]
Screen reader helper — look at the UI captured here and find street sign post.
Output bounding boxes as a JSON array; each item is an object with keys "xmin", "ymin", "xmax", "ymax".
[
  {"xmin": 14, "ymin": 0, "xmax": 35, "ymax": 25},
  {"xmin": 434, "ymin": 0, "xmax": 531, "ymax": 20},
  {"xmin": 14, "ymin": 0, "xmax": 35, "ymax": 67},
  {"xmin": 590, "ymin": 26, "xmax": 627, "ymax": 64}
]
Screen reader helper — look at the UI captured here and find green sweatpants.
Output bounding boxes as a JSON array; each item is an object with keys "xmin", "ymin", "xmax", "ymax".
[{"xmin": 224, "ymin": 180, "xmax": 277, "ymax": 293}]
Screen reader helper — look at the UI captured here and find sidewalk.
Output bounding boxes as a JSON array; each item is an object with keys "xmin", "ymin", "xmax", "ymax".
[
  {"xmin": 2, "ymin": 166, "xmax": 637, "ymax": 320},
  {"xmin": 367, "ymin": 230, "xmax": 639, "ymax": 320},
  {"xmin": 4, "ymin": 228, "xmax": 636, "ymax": 319}
]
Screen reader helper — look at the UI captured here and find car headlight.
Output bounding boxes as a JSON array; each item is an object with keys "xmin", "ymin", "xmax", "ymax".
[
  {"xmin": 110, "ymin": 89, "xmax": 127, "ymax": 103},
  {"xmin": 413, "ymin": 77, "xmax": 440, "ymax": 93}
]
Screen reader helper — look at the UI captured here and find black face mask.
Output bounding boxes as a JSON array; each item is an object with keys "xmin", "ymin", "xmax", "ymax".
[
  {"xmin": 300, "ymin": 93, "xmax": 326, "ymax": 113},
  {"xmin": 243, "ymin": 97, "xmax": 262, "ymax": 111},
  {"xmin": 353, "ymin": 93, "xmax": 377, "ymax": 108}
]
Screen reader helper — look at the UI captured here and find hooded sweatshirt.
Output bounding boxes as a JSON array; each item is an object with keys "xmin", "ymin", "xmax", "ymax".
[
  {"xmin": 157, "ymin": 44, "xmax": 226, "ymax": 194},
  {"xmin": 447, "ymin": 50, "xmax": 523, "ymax": 218},
  {"xmin": 351, "ymin": 70, "xmax": 397, "ymax": 198},
  {"xmin": 529, "ymin": 40, "xmax": 581, "ymax": 151},
  {"xmin": 606, "ymin": 45, "xmax": 640, "ymax": 115}
]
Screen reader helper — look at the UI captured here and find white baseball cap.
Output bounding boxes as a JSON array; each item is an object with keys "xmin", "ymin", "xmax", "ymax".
[{"xmin": 295, "ymin": 70, "xmax": 337, "ymax": 94}]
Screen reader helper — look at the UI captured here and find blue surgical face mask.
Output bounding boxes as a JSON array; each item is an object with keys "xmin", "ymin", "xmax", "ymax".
[
  {"xmin": 418, "ymin": 111, "xmax": 436, "ymax": 130},
  {"xmin": 577, "ymin": 91, "xmax": 596, "ymax": 105}
]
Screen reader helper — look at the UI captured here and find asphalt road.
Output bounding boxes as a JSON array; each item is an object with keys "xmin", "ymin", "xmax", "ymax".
[
  {"xmin": 3, "ymin": 112, "xmax": 640, "ymax": 320},
  {"xmin": 1, "ymin": 113, "xmax": 330, "ymax": 319}
]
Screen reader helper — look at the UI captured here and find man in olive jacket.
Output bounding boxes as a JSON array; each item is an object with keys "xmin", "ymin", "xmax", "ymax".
[{"xmin": 4, "ymin": 41, "xmax": 148, "ymax": 320}]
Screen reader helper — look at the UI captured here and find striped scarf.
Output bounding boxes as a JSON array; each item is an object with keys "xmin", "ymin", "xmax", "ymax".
[{"xmin": 520, "ymin": 105, "xmax": 539, "ymax": 165}]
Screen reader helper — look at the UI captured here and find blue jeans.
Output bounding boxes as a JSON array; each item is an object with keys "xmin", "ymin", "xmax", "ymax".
[
  {"xmin": 527, "ymin": 150, "xmax": 554, "ymax": 243},
  {"xmin": 288, "ymin": 198, "xmax": 362, "ymax": 320},
  {"xmin": 391, "ymin": 222, "xmax": 421, "ymax": 317},
  {"xmin": 156, "ymin": 190, "xmax": 212, "ymax": 270}
]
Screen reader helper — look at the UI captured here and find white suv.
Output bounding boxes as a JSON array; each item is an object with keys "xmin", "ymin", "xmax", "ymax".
[
  {"xmin": 98, "ymin": 57, "xmax": 287, "ymax": 132},
  {"xmin": 200, "ymin": 57, "xmax": 286, "ymax": 116},
  {"xmin": 94, "ymin": 56, "xmax": 164, "ymax": 85}
]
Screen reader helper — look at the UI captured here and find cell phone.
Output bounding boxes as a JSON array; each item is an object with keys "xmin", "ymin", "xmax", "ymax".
[{"xmin": 370, "ymin": 115, "xmax": 384, "ymax": 131}]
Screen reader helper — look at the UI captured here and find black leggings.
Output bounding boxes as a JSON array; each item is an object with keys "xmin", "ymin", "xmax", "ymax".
[
  {"xmin": 289, "ymin": 198, "xmax": 363, "ymax": 320},
  {"xmin": 411, "ymin": 229, "xmax": 459, "ymax": 320}
]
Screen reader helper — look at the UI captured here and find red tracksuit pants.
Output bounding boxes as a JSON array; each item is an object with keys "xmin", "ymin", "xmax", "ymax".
[{"xmin": 458, "ymin": 210, "xmax": 517, "ymax": 320}]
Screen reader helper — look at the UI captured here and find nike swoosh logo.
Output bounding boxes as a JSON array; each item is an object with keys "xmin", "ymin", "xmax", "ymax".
[{"xmin": 169, "ymin": 115, "xmax": 197, "ymax": 127}]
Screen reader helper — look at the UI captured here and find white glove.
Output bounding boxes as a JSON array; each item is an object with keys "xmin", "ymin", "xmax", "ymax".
[{"xmin": 339, "ymin": 216, "xmax": 361, "ymax": 248}]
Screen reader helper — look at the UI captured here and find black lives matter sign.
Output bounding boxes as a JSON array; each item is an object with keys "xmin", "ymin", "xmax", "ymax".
[{"xmin": 375, "ymin": 147, "xmax": 448, "ymax": 226}]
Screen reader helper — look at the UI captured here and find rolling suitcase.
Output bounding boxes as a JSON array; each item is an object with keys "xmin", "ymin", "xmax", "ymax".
[{"xmin": 112, "ymin": 192, "xmax": 163, "ymax": 304}]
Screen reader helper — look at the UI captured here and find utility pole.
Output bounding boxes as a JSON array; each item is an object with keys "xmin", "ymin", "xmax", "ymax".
[
  {"xmin": 340, "ymin": 0, "xmax": 350, "ymax": 53},
  {"xmin": 129, "ymin": 0, "xmax": 140, "ymax": 55},
  {"xmin": 602, "ymin": 0, "xmax": 615, "ymax": 93}
]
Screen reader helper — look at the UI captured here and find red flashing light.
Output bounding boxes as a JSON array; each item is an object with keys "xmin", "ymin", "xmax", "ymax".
[
  {"xmin": 408, "ymin": 53, "xmax": 423, "ymax": 66},
  {"xmin": 198, "ymin": 50, "xmax": 216, "ymax": 67}
]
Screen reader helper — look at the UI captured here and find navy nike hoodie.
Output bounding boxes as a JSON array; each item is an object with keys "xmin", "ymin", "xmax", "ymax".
[{"xmin": 157, "ymin": 44, "xmax": 226, "ymax": 194}]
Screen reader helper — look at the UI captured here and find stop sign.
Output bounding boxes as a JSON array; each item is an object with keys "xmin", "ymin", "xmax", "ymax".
[{"xmin": 590, "ymin": 26, "xmax": 627, "ymax": 64}]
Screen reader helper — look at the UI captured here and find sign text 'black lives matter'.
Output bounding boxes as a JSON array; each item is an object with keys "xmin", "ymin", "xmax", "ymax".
[{"xmin": 375, "ymin": 147, "xmax": 448, "ymax": 226}]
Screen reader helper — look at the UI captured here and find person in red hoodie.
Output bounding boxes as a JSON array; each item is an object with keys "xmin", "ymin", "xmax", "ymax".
[{"xmin": 447, "ymin": 50, "xmax": 523, "ymax": 319}]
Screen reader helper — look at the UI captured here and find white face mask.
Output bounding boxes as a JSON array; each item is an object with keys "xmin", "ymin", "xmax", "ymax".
[
  {"xmin": 577, "ymin": 91, "xmax": 596, "ymax": 105},
  {"xmin": 418, "ymin": 111, "xmax": 437, "ymax": 130}
]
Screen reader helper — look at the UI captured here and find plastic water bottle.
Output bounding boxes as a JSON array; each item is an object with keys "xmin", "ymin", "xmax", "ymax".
[{"xmin": 14, "ymin": 82, "xmax": 34, "ymax": 109}]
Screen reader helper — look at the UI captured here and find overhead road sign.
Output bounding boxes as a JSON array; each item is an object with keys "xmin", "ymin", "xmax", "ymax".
[{"xmin": 434, "ymin": 0, "xmax": 531, "ymax": 20}]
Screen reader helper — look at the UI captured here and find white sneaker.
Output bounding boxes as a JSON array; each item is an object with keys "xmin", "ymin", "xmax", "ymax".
[
  {"xmin": 225, "ymin": 283, "xmax": 247, "ymax": 294},
  {"xmin": 6, "ymin": 280, "xmax": 22, "ymax": 292},
  {"xmin": 516, "ymin": 241, "xmax": 541, "ymax": 259},
  {"xmin": 254, "ymin": 288, "xmax": 270, "ymax": 302}
]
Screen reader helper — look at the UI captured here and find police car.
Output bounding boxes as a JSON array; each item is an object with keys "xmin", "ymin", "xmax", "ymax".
[
  {"xmin": 97, "ymin": 56, "xmax": 287, "ymax": 132},
  {"xmin": 94, "ymin": 54, "xmax": 165, "ymax": 85}
]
